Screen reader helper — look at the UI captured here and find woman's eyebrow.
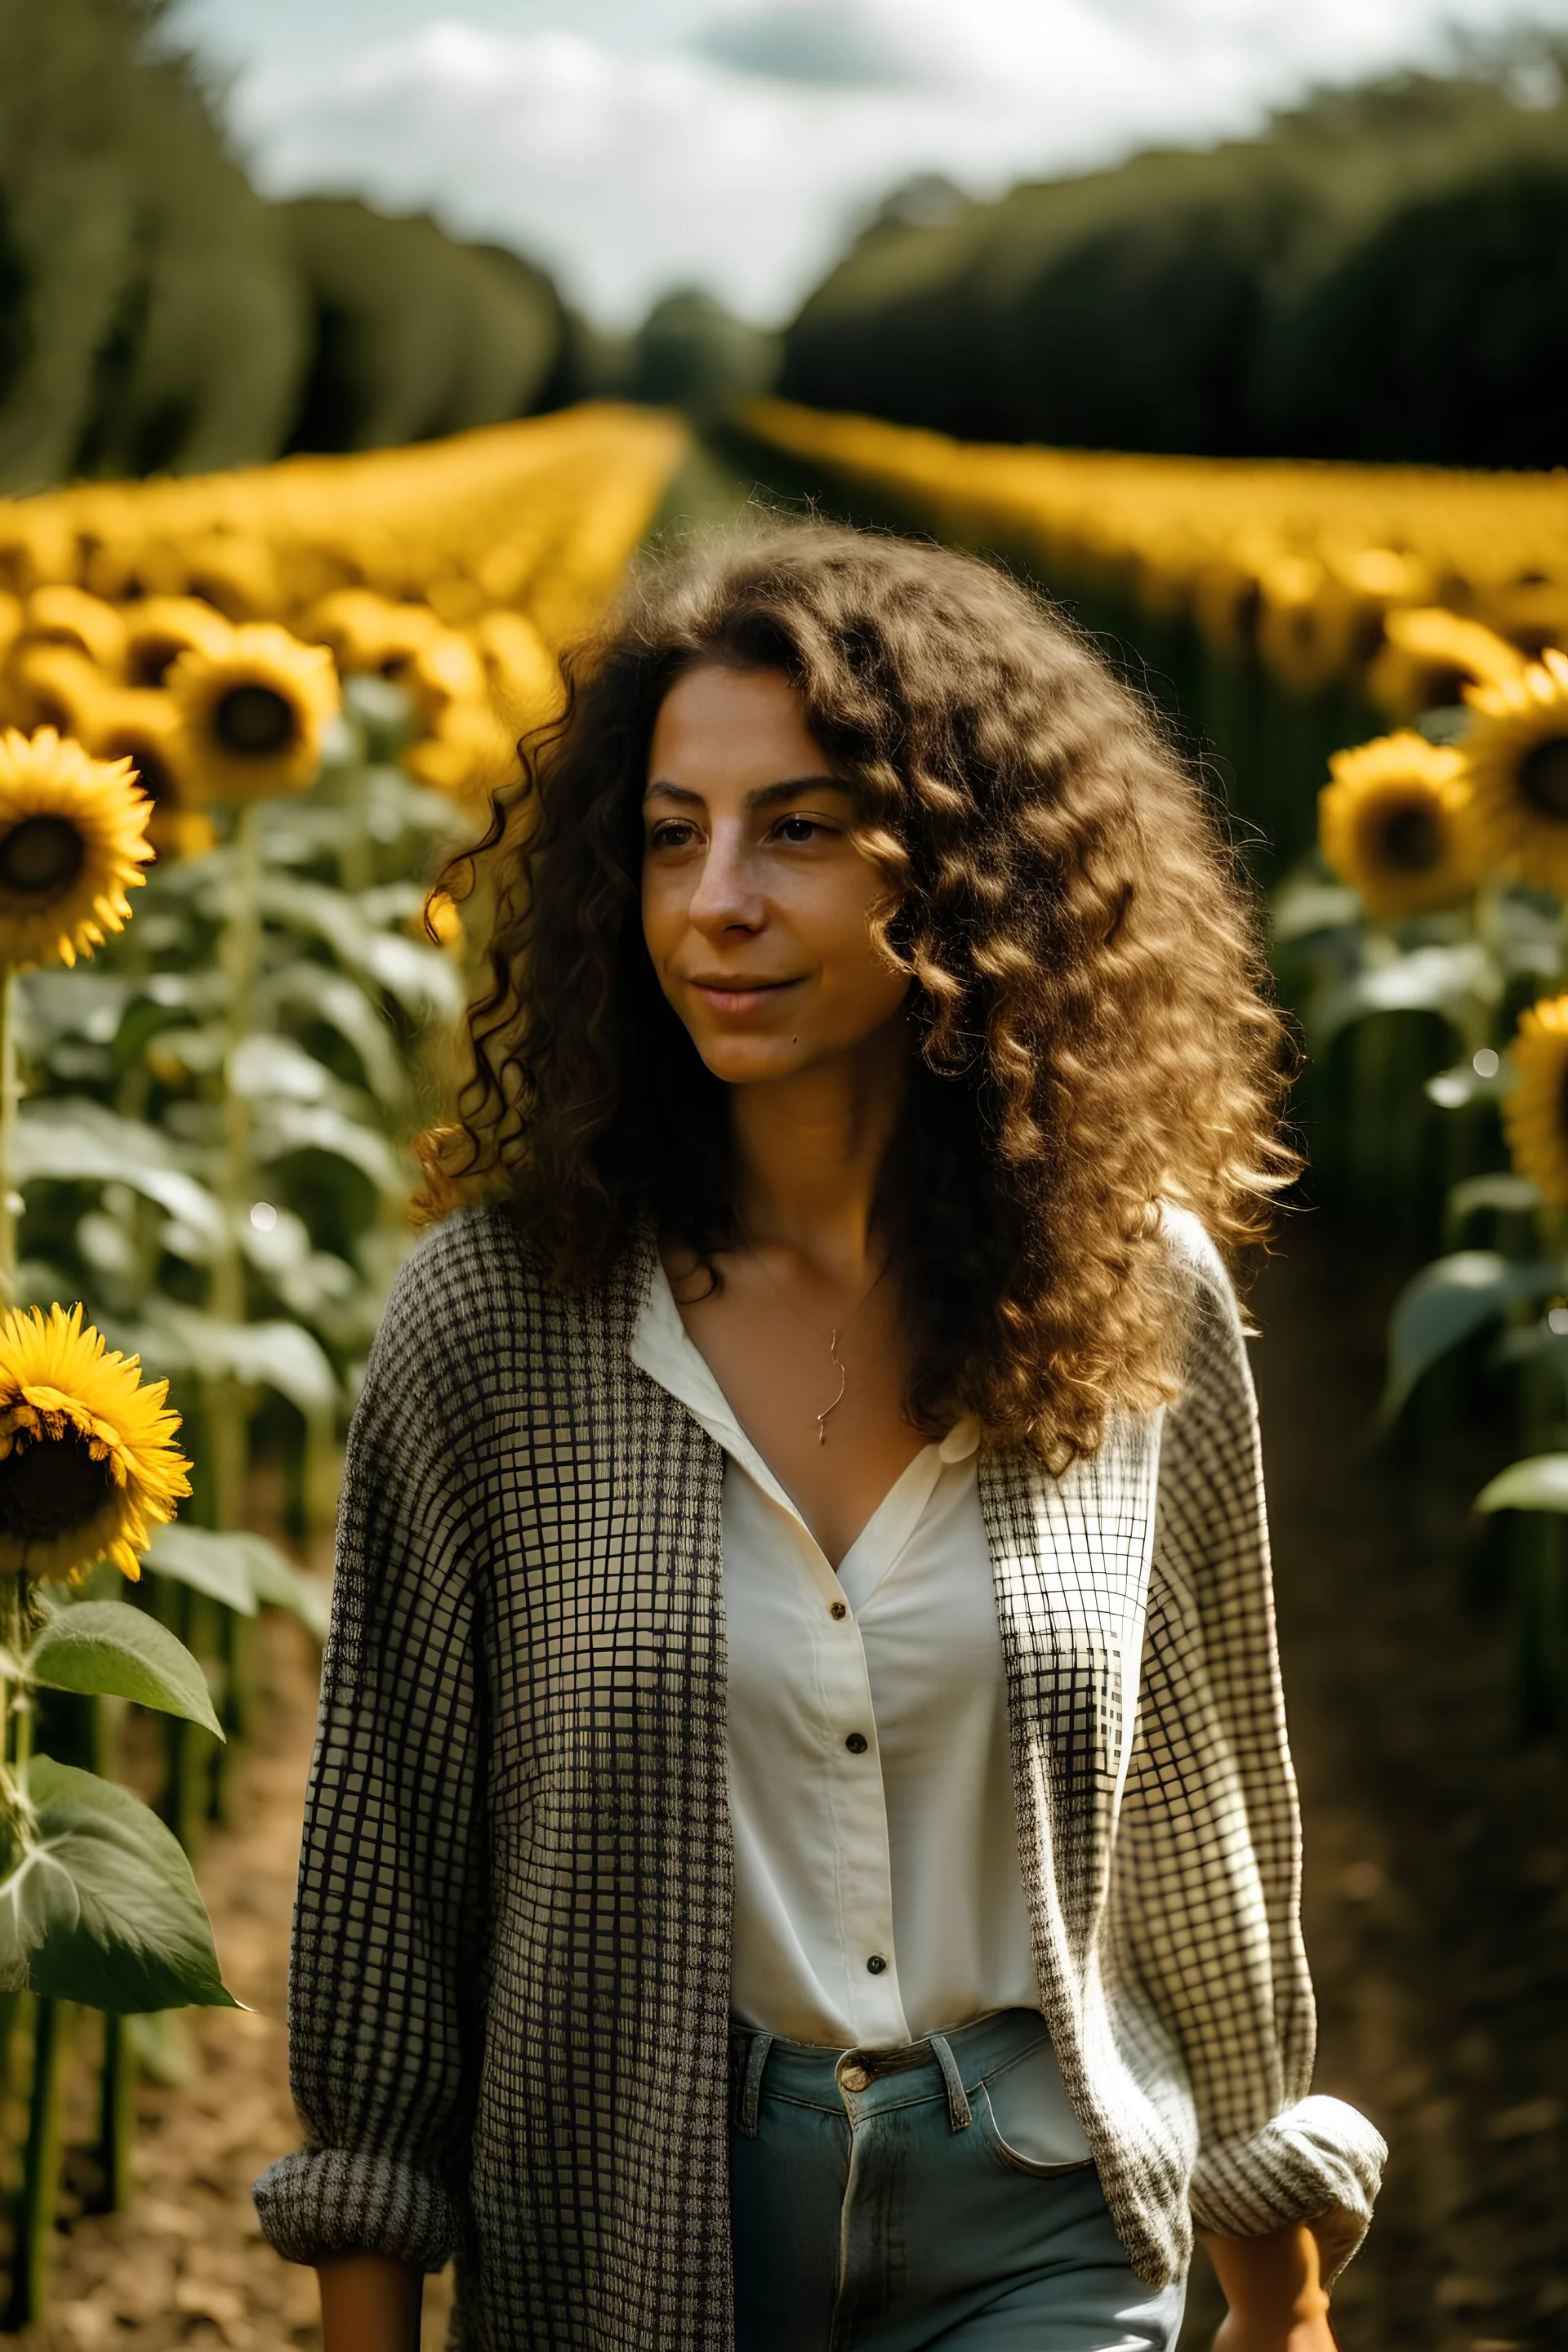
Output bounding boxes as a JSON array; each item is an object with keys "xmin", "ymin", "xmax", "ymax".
[{"xmin": 642, "ymin": 774, "xmax": 848, "ymax": 807}]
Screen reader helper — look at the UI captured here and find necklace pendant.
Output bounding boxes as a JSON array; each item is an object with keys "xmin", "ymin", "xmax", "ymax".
[{"xmin": 816, "ymin": 1325, "xmax": 847, "ymax": 1446}]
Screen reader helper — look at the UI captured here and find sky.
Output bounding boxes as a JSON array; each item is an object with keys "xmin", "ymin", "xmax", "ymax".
[{"xmin": 174, "ymin": 0, "xmax": 1568, "ymax": 327}]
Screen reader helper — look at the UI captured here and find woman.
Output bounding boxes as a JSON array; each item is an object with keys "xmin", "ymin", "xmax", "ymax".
[{"xmin": 255, "ymin": 523, "xmax": 1385, "ymax": 2351}]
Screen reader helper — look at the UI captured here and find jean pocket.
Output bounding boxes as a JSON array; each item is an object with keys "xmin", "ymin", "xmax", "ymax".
[
  {"xmin": 974, "ymin": 2031, "xmax": 1096, "ymax": 2177},
  {"xmin": 977, "ymin": 2082, "xmax": 1097, "ymax": 2176}
]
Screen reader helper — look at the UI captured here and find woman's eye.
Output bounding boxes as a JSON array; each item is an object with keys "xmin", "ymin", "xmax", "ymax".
[
  {"xmin": 776, "ymin": 815, "xmax": 822, "ymax": 844},
  {"xmin": 648, "ymin": 821, "xmax": 697, "ymax": 849}
]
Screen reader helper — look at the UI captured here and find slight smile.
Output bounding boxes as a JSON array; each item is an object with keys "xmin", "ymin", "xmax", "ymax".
[{"xmin": 687, "ymin": 975, "xmax": 804, "ymax": 1014}]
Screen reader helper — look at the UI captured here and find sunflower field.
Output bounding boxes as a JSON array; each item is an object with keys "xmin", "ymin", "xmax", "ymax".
[
  {"xmin": 742, "ymin": 394, "xmax": 1568, "ymax": 1736},
  {"xmin": 0, "ymin": 399, "xmax": 688, "ymax": 2324}
]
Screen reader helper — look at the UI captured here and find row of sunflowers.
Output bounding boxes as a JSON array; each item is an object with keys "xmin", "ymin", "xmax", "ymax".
[
  {"xmin": 0, "ymin": 402, "xmax": 688, "ymax": 2323},
  {"xmin": 742, "ymin": 396, "xmax": 1568, "ymax": 1732}
]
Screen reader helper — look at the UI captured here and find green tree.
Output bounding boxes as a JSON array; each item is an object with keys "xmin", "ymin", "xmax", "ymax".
[
  {"xmin": 779, "ymin": 60, "xmax": 1568, "ymax": 466},
  {"xmin": 280, "ymin": 200, "xmax": 571, "ymax": 455},
  {"xmin": 0, "ymin": 0, "xmax": 305, "ymax": 492}
]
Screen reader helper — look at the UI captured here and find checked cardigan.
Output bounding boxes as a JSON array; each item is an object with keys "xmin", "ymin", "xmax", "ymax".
[{"xmin": 254, "ymin": 1201, "xmax": 1385, "ymax": 2348}]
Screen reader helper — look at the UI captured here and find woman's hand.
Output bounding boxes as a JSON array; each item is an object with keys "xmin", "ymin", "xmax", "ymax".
[
  {"xmin": 1201, "ymin": 2220, "xmax": 1337, "ymax": 2352},
  {"xmin": 317, "ymin": 2252, "xmax": 423, "ymax": 2352},
  {"xmin": 1212, "ymin": 2317, "xmax": 1336, "ymax": 2352}
]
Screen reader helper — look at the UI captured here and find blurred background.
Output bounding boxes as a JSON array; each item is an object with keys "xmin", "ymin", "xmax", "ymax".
[{"xmin": 3, "ymin": 2, "xmax": 1568, "ymax": 2349}]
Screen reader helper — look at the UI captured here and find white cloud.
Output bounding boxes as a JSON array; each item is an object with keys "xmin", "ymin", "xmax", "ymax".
[{"xmin": 228, "ymin": 0, "xmax": 1568, "ymax": 327}]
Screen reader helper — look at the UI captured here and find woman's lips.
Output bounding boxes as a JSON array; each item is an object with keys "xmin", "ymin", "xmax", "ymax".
[{"xmin": 687, "ymin": 976, "xmax": 803, "ymax": 1015}]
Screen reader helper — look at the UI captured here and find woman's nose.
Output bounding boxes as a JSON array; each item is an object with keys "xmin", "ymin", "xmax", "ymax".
[{"xmin": 688, "ymin": 827, "xmax": 764, "ymax": 934}]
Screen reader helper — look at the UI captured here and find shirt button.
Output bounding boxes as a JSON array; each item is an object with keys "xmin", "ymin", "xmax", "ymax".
[
  {"xmin": 830, "ymin": 1601, "xmax": 848, "ymax": 1620},
  {"xmin": 866, "ymin": 1954, "xmax": 888, "ymax": 1975},
  {"xmin": 844, "ymin": 1731, "xmax": 868, "ymax": 1754}
]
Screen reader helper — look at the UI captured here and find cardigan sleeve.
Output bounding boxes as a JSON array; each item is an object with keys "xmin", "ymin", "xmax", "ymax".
[
  {"xmin": 1120, "ymin": 1218, "xmax": 1386, "ymax": 2284},
  {"xmin": 252, "ymin": 1233, "xmax": 488, "ymax": 2271}
]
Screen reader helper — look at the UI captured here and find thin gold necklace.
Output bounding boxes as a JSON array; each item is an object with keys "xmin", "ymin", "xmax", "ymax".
[{"xmin": 733, "ymin": 1219, "xmax": 884, "ymax": 1446}]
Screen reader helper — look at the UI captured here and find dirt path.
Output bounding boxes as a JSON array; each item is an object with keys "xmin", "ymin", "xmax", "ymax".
[
  {"xmin": 0, "ymin": 1614, "xmax": 452, "ymax": 2352},
  {"xmin": 3, "ymin": 1219, "xmax": 1562, "ymax": 2352},
  {"xmin": 1216, "ymin": 1220, "xmax": 1568, "ymax": 2352}
]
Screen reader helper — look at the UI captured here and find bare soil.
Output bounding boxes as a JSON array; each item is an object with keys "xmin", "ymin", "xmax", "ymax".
[
  {"xmin": 2, "ymin": 1216, "xmax": 1562, "ymax": 2351},
  {"xmin": 1176, "ymin": 1219, "xmax": 1568, "ymax": 2352},
  {"xmin": 0, "ymin": 1614, "xmax": 452, "ymax": 2352}
]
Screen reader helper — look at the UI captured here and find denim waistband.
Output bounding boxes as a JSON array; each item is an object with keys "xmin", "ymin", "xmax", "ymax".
[{"xmin": 728, "ymin": 2007, "xmax": 1054, "ymax": 2139}]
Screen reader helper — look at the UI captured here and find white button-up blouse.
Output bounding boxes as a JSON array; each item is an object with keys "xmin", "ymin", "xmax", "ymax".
[{"xmin": 630, "ymin": 1255, "xmax": 1092, "ymax": 2160}]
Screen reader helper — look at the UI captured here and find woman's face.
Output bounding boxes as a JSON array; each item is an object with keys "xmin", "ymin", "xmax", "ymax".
[{"xmin": 642, "ymin": 662, "xmax": 909, "ymax": 1088}]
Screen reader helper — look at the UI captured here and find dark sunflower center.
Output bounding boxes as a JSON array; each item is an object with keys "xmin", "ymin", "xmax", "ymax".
[
  {"xmin": 123, "ymin": 747, "xmax": 173, "ymax": 807},
  {"xmin": 0, "ymin": 1428, "xmax": 113, "ymax": 1544},
  {"xmin": 1519, "ymin": 736, "xmax": 1568, "ymax": 819},
  {"xmin": 130, "ymin": 642, "xmax": 179, "ymax": 689},
  {"xmin": 0, "ymin": 815, "xmax": 86, "ymax": 898},
  {"xmin": 1379, "ymin": 804, "xmax": 1444, "ymax": 872},
  {"xmin": 215, "ymin": 684, "xmax": 296, "ymax": 756}
]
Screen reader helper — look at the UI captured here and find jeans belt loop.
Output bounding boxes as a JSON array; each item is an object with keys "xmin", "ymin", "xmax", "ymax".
[
  {"xmin": 927, "ymin": 2032, "xmax": 973, "ymax": 2132},
  {"xmin": 736, "ymin": 2030, "xmax": 774, "ymax": 2138}
]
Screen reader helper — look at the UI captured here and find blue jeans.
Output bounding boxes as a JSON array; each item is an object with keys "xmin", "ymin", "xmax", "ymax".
[{"xmin": 728, "ymin": 2009, "xmax": 1187, "ymax": 2351}]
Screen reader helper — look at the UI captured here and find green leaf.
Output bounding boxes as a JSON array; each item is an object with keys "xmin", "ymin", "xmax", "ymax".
[
  {"xmin": 0, "ymin": 1820, "xmax": 78, "ymax": 1994},
  {"xmin": 256, "ymin": 968, "xmax": 407, "ymax": 1107},
  {"xmin": 142, "ymin": 1525, "xmax": 258, "ymax": 1613},
  {"xmin": 16, "ymin": 972, "xmax": 131, "ymax": 1058},
  {"xmin": 16, "ymin": 1757, "xmax": 238, "ymax": 2012},
  {"xmin": 1310, "ymin": 942, "xmax": 1497, "ymax": 1047},
  {"xmin": 229, "ymin": 1033, "xmax": 361, "ymax": 1110},
  {"xmin": 1270, "ymin": 874, "xmax": 1365, "ymax": 944},
  {"xmin": 1446, "ymin": 1173, "xmax": 1543, "ymax": 1241},
  {"xmin": 113, "ymin": 1301, "xmax": 338, "ymax": 1416},
  {"xmin": 26, "ymin": 1602, "xmax": 223, "ymax": 1737},
  {"xmin": 252, "ymin": 1099, "xmax": 407, "ymax": 1200},
  {"xmin": 1474, "ymin": 1454, "xmax": 1568, "ymax": 1516},
  {"xmin": 232, "ymin": 1534, "xmax": 333, "ymax": 1642},
  {"xmin": 14, "ymin": 1100, "xmax": 225, "ymax": 1246},
  {"xmin": 358, "ymin": 929, "xmax": 464, "ymax": 1022},
  {"xmin": 141, "ymin": 1524, "xmax": 331, "ymax": 1637},
  {"xmin": 1380, "ymin": 1251, "xmax": 1565, "ymax": 1424}
]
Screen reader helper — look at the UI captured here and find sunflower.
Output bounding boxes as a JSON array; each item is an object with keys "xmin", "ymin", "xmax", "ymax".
[
  {"xmin": 0, "ymin": 1303, "xmax": 190, "ymax": 1581},
  {"xmin": 166, "ymin": 624, "xmax": 339, "ymax": 803},
  {"xmin": 1460, "ymin": 648, "xmax": 1568, "ymax": 894},
  {"xmin": 1503, "ymin": 995, "xmax": 1568, "ymax": 1206},
  {"xmin": 0, "ymin": 593, "xmax": 22, "ymax": 672},
  {"xmin": 89, "ymin": 691, "xmax": 216, "ymax": 863},
  {"xmin": 121, "ymin": 597, "xmax": 234, "ymax": 690},
  {"xmin": 407, "ymin": 628, "xmax": 488, "ymax": 731},
  {"xmin": 1366, "ymin": 607, "xmax": 1528, "ymax": 721},
  {"xmin": 20, "ymin": 585, "xmax": 127, "ymax": 678},
  {"xmin": 2, "ymin": 643, "xmax": 114, "ymax": 742},
  {"xmin": 0, "ymin": 727, "xmax": 153, "ymax": 968},
  {"xmin": 401, "ymin": 696, "xmax": 517, "ymax": 799},
  {"xmin": 176, "ymin": 532, "xmax": 281, "ymax": 623},
  {"xmin": 1255, "ymin": 555, "xmax": 1365, "ymax": 693},
  {"xmin": 421, "ymin": 888, "xmax": 465, "ymax": 949},
  {"xmin": 1318, "ymin": 732, "xmax": 1483, "ymax": 920},
  {"xmin": 304, "ymin": 589, "xmax": 439, "ymax": 679},
  {"xmin": 474, "ymin": 610, "xmax": 564, "ymax": 737}
]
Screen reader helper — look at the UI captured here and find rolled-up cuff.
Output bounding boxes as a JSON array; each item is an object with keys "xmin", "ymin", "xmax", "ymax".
[
  {"xmin": 1188, "ymin": 2095, "xmax": 1388, "ymax": 2285},
  {"xmin": 252, "ymin": 2146, "xmax": 464, "ymax": 2272}
]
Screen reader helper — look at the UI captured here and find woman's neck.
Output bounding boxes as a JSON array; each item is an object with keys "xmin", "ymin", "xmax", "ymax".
[{"xmin": 728, "ymin": 1017, "xmax": 911, "ymax": 1279}]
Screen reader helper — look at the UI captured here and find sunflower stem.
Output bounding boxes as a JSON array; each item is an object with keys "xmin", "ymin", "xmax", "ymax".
[
  {"xmin": 209, "ymin": 804, "xmax": 262, "ymax": 1533},
  {"xmin": 0, "ymin": 1578, "xmax": 36, "ymax": 1868},
  {"xmin": 0, "ymin": 960, "xmax": 20, "ymax": 1307}
]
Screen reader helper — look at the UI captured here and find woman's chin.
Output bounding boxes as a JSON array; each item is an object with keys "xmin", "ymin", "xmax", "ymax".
[{"xmin": 693, "ymin": 1033, "xmax": 815, "ymax": 1087}]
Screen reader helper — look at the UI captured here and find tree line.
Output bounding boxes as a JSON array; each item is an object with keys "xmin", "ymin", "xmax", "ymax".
[
  {"xmin": 777, "ymin": 64, "xmax": 1568, "ymax": 469},
  {"xmin": 0, "ymin": 0, "xmax": 579, "ymax": 494}
]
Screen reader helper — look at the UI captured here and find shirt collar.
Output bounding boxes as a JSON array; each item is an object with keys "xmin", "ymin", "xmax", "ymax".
[{"xmin": 629, "ymin": 1253, "xmax": 979, "ymax": 1481}]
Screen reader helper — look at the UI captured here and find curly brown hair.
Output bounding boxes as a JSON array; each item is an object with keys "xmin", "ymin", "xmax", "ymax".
[{"xmin": 417, "ymin": 519, "xmax": 1294, "ymax": 1469}]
